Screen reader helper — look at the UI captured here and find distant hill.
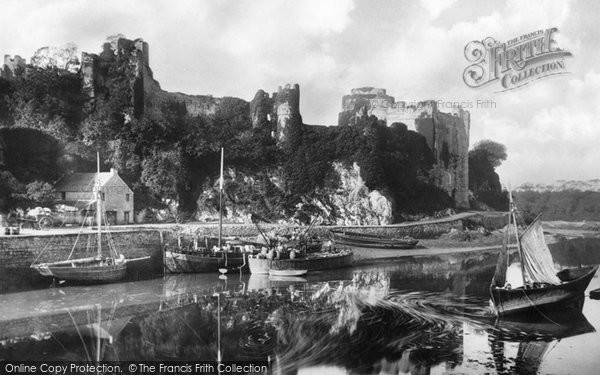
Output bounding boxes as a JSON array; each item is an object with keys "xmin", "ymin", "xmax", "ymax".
[
  {"xmin": 516, "ymin": 179, "xmax": 600, "ymax": 193},
  {"xmin": 514, "ymin": 181, "xmax": 600, "ymax": 221}
]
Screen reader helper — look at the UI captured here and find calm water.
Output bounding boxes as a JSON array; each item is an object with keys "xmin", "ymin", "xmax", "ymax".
[{"xmin": 0, "ymin": 249, "xmax": 599, "ymax": 375}]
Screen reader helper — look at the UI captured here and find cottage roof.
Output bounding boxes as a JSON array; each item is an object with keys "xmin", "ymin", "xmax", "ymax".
[{"xmin": 54, "ymin": 171, "xmax": 120, "ymax": 192}]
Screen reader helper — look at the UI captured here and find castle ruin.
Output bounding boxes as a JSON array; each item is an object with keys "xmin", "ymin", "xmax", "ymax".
[
  {"xmin": 338, "ymin": 87, "xmax": 470, "ymax": 208},
  {"xmin": 2, "ymin": 37, "xmax": 470, "ymax": 209}
]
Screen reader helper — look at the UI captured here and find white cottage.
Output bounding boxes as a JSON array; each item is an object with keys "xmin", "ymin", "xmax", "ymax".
[{"xmin": 54, "ymin": 168, "xmax": 134, "ymax": 224}]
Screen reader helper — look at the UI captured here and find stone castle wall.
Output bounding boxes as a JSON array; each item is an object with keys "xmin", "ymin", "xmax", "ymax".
[{"xmin": 339, "ymin": 87, "xmax": 470, "ymax": 208}]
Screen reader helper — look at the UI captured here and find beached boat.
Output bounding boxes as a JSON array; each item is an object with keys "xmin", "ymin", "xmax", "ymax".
[
  {"xmin": 489, "ymin": 193, "xmax": 598, "ymax": 316},
  {"xmin": 31, "ymin": 154, "xmax": 146, "ymax": 283},
  {"xmin": 330, "ymin": 230, "xmax": 419, "ymax": 249},
  {"xmin": 248, "ymin": 248, "xmax": 353, "ymax": 275}
]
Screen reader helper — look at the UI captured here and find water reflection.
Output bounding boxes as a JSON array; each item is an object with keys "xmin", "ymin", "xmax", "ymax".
[{"xmin": 1, "ymin": 250, "xmax": 598, "ymax": 374}]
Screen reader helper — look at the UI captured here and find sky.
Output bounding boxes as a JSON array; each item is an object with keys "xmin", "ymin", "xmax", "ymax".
[{"xmin": 1, "ymin": 0, "xmax": 599, "ymax": 186}]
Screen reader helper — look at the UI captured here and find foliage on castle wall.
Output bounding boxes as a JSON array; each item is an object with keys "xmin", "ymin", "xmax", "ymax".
[
  {"xmin": 0, "ymin": 36, "xmax": 469, "ymax": 222},
  {"xmin": 339, "ymin": 87, "xmax": 470, "ymax": 208}
]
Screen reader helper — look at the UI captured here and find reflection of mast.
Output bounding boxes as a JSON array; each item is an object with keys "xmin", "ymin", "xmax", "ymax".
[
  {"xmin": 96, "ymin": 152, "xmax": 102, "ymax": 258},
  {"xmin": 214, "ymin": 292, "xmax": 222, "ymax": 368},
  {"xmin": 218, "ymin": 148, "xmax": 224, "ymax": 250},
  {"xmin": 96, "ymin": 304, "xmax": 101, "ymax": 365}
]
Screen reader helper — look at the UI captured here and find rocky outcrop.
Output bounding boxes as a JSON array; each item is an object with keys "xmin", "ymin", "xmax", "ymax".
[
  {"xmin": 192, "ymin": 162, "xmax": 393, "ymax": 225},
  {"xmin": 339, "ymin": 88, "xmax": 470, "ymax": 208},
  {"xmin": 322, "ymin": 162, "xmax": 393, "ymax": 225}
]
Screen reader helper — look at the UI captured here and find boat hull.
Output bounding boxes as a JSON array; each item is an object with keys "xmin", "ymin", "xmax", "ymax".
[
  {"xmin": 31, "ymin": 259, "xmax": 127, "ymax": 283},
  {"xmin": 164, "ymin": 251, "xmax": 246, "ymax": 273},
  {"xmin": 248, "ymin": 250, "xmax": 353, "ymax": 275},
  {"xmin": 490, "ymin": 265, "xmax": 598, "ymax": 316},
  {"xmin": 331, "ymin": 231, "xmax": 418, "ymax": 249}
]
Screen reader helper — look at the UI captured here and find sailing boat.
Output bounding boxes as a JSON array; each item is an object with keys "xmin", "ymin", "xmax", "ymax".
[
  {"xmin": 31, "ymin": 154, "xmax": 130, "ymax": 283},
  {"xmin": 164, "ymin": 148, "xmax": 248, "ymax": 274},
  {"xmin": 489, "ymin": 192, "xmax": 598, "ymax": 316}
]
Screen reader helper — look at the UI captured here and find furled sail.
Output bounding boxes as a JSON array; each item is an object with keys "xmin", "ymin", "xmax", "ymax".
[{"xmin": 519, "ymin": 216, "xmax": 561, "ymax": 285}]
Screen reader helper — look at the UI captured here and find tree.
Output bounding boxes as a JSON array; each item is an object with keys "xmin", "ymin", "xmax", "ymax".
[
  {"xmin": 30, "ymin": 43, "xmax": 81, "ymax": 73},
  {"xmin": 470, "ymin": 140, "xmax": 507, "ymax": 168},
  {"xmin": 0, "ymin": 171, "xmax": 23, "ymax": 211},
  {"xmin": 8, "ymin": 66, "xmax": 85, "ymax": 138},
  {"xmin": 16, "ymin": 181, "xmax": 57, "ymax": 207},
  {"xmin": 469, "ymin": 140, "xmax": 508, "ymax": 210}
]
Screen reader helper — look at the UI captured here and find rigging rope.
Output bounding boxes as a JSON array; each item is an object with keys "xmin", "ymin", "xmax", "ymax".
[
  {"xmin": 519, "ymin": 289, "xmax": 561, "ymax": 326},
  {"xmin": 67, "ymin": 209, "xmax": 90, "ymax": 260}
]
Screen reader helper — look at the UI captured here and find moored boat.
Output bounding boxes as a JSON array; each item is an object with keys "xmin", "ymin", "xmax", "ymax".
[
  {"xmin": 164, "ymin": 149, "xmax": 256, "ymax": 275},
  {"xmin": 164, "ymin": 238, "xmax": 252, "ymax": 274},
  {"xmin": 330, "ymin": 230, "xmax": 419, "ymax": 249},
  {"xmin": 30, "ymin": 153, "xmax": 147, "ymax": 284},
  {"xmin": 489, "ymin": 192, "xmax": 598, "ymax": 316}
]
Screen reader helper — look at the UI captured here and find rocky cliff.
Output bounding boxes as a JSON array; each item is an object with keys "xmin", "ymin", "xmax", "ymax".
[{"xmin": 193, "ymin": 161, "xmax": 394, "ymax": 225}]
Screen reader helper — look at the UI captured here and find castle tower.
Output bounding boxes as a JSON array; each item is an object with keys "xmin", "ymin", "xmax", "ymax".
[
  {"xmin": 250, "ymin": 89, "xmax": 274, "ymax": 129},
  {"xmin": 338, "ymin": 88, "xmax": 471, "ymax": 208},
  {"xmin": 81, "ymin": 52, "xmax": 98, "ymax": 97},
  {"xmin": 273, "ymin": 83, "xmax": 301, "ymax": 143}
]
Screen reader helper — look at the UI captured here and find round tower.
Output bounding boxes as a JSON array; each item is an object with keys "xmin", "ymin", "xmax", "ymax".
[{"xmin": 273, "ymin": 83, "xmax": 301, "ymax": 143}]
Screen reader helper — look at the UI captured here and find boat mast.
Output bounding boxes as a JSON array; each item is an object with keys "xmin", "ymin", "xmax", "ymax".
[
  {"xmin": 96, "ymin": 152, "xmax": 102, "ymax": 258},
  {"xmin": 509, "ymin": 191, "xmax": 528, "ymax": 286},
  {"xmin": 218, "ymin": 148, "xmax": 224, "ymax": 250}
]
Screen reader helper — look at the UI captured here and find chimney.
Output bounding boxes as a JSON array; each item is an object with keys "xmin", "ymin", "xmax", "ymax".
[{"xmin": 110, "ymin": 168, "xmax": 117, "ymax": 175}]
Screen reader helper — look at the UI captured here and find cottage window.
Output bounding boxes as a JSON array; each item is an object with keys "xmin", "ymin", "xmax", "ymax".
[
  {"xmin": 61, "ymin": 192, "xmax": 66, "ymax": 200},
  {"xmin": 101, "ymin": 192, "xmax": 105, "ymax": 201},
  {"xmin": 126, "ymin": 193, "xmax": 130, "ymax": 202}
]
